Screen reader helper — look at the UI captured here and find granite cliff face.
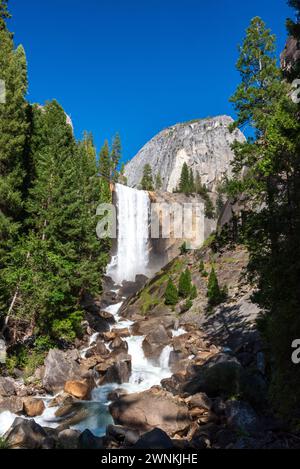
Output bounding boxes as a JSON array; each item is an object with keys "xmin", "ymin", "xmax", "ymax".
[{"xmin": 125, "ymin": 115, "xmax": 245, "ymax": 192}]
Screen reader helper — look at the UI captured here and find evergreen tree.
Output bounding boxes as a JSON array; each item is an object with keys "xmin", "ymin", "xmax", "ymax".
[
  {"xmin": 111, "ymin": 133, "xmax": 121, "ymax": 183},
  {"xmin": 155, "ymin": 173, "xmax": 162, "ymax": 190},
  {"xmin": 119, "ymin": 162, "xmax": 127, "ymax": 185},
  {"xmin": 226, "ymin": 11, "xmax": 300, "ymax": 416},
  {"xmin": 230, "ymin": 17, "xmax": 282, "ymax": 136},
  {"xmin": 99, "ymin": 140, "xmax": 111, "ymax": 181},
  {"xmin": 164, "ymin": 279, "xmax": 179, "ymax": 306},
  {"xmin": 141, "ymin": 164, "xmax": 154, "ymax": 191},
  {"xmin": 178, "ymin": 163, "xmax": 190, "ymax": 194},
  {"xmin": 178, "ymin": 268, "xmax": 192, "ymax": 298},
  {"xmin": 207, "ymin": 267, "xmax": 222, "ymax": 307},
  {"xmin": 190, "ymin": 284, "xmax": 197, "ymax": 300},
  {"xmin": 189, "ymin": 168, "xmax": 195, "ymax": 193},
  {"xmin": 1, "ymin": 102, "xmax": 111, "ymax": 341},
  {"xmin": 0, "ymin": 1, "xmax": 29, "ymax": 323}
]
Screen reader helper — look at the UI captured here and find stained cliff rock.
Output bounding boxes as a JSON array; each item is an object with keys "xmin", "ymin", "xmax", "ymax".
[{"xmin": 125, "ymin": 115, "xmax": 245, "ymax": 192}]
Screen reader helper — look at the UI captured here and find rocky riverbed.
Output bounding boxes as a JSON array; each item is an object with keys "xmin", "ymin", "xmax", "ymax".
[{"xmin": 1, "ymin": 245, "xmax": 300, "ymax": 449}]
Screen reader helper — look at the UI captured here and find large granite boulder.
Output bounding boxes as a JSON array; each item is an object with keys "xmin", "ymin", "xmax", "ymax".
[
  {"xmin": 109, "ymin": 388, "xmax": 191, "ymax": 436},
  {"xmin": 42, "ymin": 349, "xmax": 85, "ymax": 394}
]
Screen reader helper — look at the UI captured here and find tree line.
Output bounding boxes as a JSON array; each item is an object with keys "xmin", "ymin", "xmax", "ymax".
[
  {"xmin": 225, "ymin": 1, "xmax": 300, "ymax": 419},
  {"xmin": 0, "ymin": 1, "xmax": 117, "ymax": 350}
]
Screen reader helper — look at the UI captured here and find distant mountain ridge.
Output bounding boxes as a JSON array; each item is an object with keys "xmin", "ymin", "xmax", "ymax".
[{"xmin": 125, "ymin": 115, "xmax": 245, "ymax": 192}]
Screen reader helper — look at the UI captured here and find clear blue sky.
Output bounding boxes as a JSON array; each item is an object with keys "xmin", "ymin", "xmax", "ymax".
[{"xmin": 10, "ymin": 0, "xmax": 293, "ymax": 164}]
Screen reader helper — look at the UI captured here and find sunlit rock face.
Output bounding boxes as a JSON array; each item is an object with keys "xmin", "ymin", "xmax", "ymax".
[{"xmin": 125, "ymin": 115, "xmax": 245, "ymax": 193}]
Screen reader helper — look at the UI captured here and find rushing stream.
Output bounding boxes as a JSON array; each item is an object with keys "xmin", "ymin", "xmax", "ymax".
[{"xmin": 0, "ymin": 184, "xmax": 184, "ymax": 438}]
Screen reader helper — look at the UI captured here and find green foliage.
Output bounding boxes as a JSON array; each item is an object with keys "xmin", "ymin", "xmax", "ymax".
[
  {"xmin": 164, "ymin": 279, "xmax": 179, "ymax": 306},
  {"xmin": 207, "ymin": 267, "xmax": 226, "ymax": 308},
  {"xmin": 0, "ymin": 436, "xmax": 9, "ymax": 449},
  {"xmin": 99, "ymin": 140, "xmax": 111, "ymax": 180},
  {"xmin": 194, "ymin": 172, "xmax": 215, "ymax": 218},
  {"xmin": 179, "ymin": 241, "xmax": 188, "ymax": 255},
  {"xmin": 178, "ymin": 163, "xmax": 190, "ymax": 194},
  {"xmin": 190, "ymin": 284, "xmax": 197, "ymax": 300},
  {"xmin": 183, "ymin": 299, "xmax": 193, "ymax": 311},
  {"xmin": 178, "ymin": 268, "xmax": 192, "ymax": 298},
  {"xmin": 155, "ymin": 173, "xmax": 162, "ymax": 190},
  {"xmin": 111, "ymin": 133, "xmax": 121, "ymax": 183},
  {"xmin": 141, "ymin": 164, "xmax": 154, "ymax": 191},
  {"xmin": 226, "ymin": 12, "xmax": 300, "ymax": 418}
]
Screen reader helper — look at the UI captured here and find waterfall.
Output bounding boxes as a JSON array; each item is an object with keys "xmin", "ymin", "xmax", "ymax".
[{"xmin": 107, "ymin": 183, "xmax": 150, "ymax": 285}]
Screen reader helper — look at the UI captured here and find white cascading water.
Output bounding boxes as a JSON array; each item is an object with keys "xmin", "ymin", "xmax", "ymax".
[
  {"xmin": 0, "ymin": 184, "xmax": 185, "ymax": 438},
  {"xmin": 106, "ymin": 183, "xmax": 150, "ymax": 284}
]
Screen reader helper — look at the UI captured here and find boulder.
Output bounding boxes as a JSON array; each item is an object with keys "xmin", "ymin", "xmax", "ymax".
[
  {"xmin": 186, "ymin": 392, "xmax": 212, "ymax": 411},
  {"xmin": 132, "ymin": 428, "xmax": 174, "ymax": 449},
  {"xmin": 109, "ymin": 388, "xmax": 191, "ymax": 436},
  {"xmin": 23, "ymin": 397, "xmax": 45, "ymax": 417},
  {"xmin": 4, "ymin": 418, "xmax": 48, "ymax": 449},
  {"xmin": 0, "ymin": 377, "xmax": 16, "ymax": 397},
  {"xmin": 64, "ymin": 379, "xmax": 93, "ymax": 400},
  {"xmin": 106, "ymin": 425, "xmax": 139, "ymax": 446},
  {"xmin": 225, "ymin": 400, "xmax": 262, "ymax": 435},
  {"xmin": 58, "ymin": 429, "xmax": 80, "ymax": 449},
  {"xmin": 78, "ymin": 429, "xmax": 105, "ymax": 449},
  {"xmin": 142, "ymin": 325, "xmax": 171, "ymax": 360},
  {"xmin": 101, "ymin": 355, "xmax": 132, "ymax": 385},
  {"xmin": 131, "ymin": 316, "xmax": 174, "ymax": 336},
  {"xmin": 43, "ymin": 349, "xmax": 84, "ymax": 394},
  {"xmin": 107, "ymin": 388, "xmax": 128, "ymax": 402},
  {"xmin": 110, "ymin": 337, "xmax": 128, "ymax": 353},
  {"xmin": 184, "ymin": 353, "xmax": 242, "ymax": 397},
  {"xmin": 0, "ymin": 396, "xmax": 24, "ymax": 414},
  {"xmin": 98, "ymin": 310, "xmax": 116, "ymax": 324}
]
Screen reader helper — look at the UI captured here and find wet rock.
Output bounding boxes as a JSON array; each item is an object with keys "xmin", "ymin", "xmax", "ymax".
[
  {"xmin": 48, "ymin": 392, "xmax": 75, "ymax": 408},
  {"xmin": 85, "ymin": 312, "xmax": 110, "ymax": 334},
  {"xmin": 132, "ymin": 428, "xmax": 174, "ymax": 449},
  {"xmin": 23, "ymin": 397, "xmax": 45, "ymax": 417},
  {"xmin": 142, "ymin": 325, "xmax": 171, "ymax": 361},
  {"xmin": 4, "ymin": 417, "xmax": 48, "ymax": 449},
  {"xmin": 132, "ymin": 316, "xmax": 175, "ymax": 336},
  {"xmin": 43, "ymin": 349, "xmax": 84, "ymax": 394},
  {"xmin": 98, "ymin": 310, "xmax": 116, "ymax": 324},
  {"xmin": 109, "ymin": 388, "xmax": 191, "ymax": 436},
  {"xmin": 0, "ymin": 377, "xmax": 16, "ymax": 397},
  {"xmin": 110, "ymin": 337, "xmax": 128, "ymax": 353},
  {"xmin": 78, "ymin": 429, "xmax": 105, "ymax": 449},
  {"xmin": 101, "ymin": 354, "xmax": 132, "ymax": 385},
  {"xmin": 107, "ymin": 388, "xmax": 128, "ymax": 402},
  {"xmin": 58, "ymin": 429, "xmax": 80, "ymax": 449}
]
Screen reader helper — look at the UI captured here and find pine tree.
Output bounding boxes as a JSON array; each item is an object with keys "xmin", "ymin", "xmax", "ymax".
[
  {"xmin": 119, "ymin": 162, "xmax": 127, "ymax": 185},
  {"xmin": 207, "ymin": 267, "xmax": 222, "ymax": 307},
  {"xmin": 230, "ymin": 17, "xmax": 282, "ymax": 136},
  {"xmin": 190, "ymin": 285, "xmax": 197, "ymax": 300},
  {"xmin": 99, "ymin": 140, "xmax": 111, "ymax": 181},
  {"xmin": 0, "ymin": 1, "xmax": 29, "ymax": 324},
  {"xmin": 155, "ymin": 173, "xmax": 162, "ymax": 190},
  {"xmin": 164, "ymin": 279, "xmax": 179, "ymax": 306},
  {"xmin": 111, "ymin": 133, "xmax": 121, "ymax": 183},
  {"xmin": 178, "ymin": 268, "xmax": 192, "ymax": 298},
  {"xmin": 141, "ymin": 164, "xmax": 154, "ymax": 191},
  {"xmin": 189, "ymin": 168, "xmax": 195, "ymax": 193},
  {"xmin": 178, "ymin": 163, "xmax": 190, "ymax": 194}
]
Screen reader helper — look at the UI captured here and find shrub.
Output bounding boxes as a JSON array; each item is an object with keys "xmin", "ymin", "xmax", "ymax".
[
  {"xmin": 190, "ymin": 285, "xmax": 197, "ymax": 300},
  {"xmin": 179, "ymin": 242, "xmax": 188, "ymax": 255}
]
